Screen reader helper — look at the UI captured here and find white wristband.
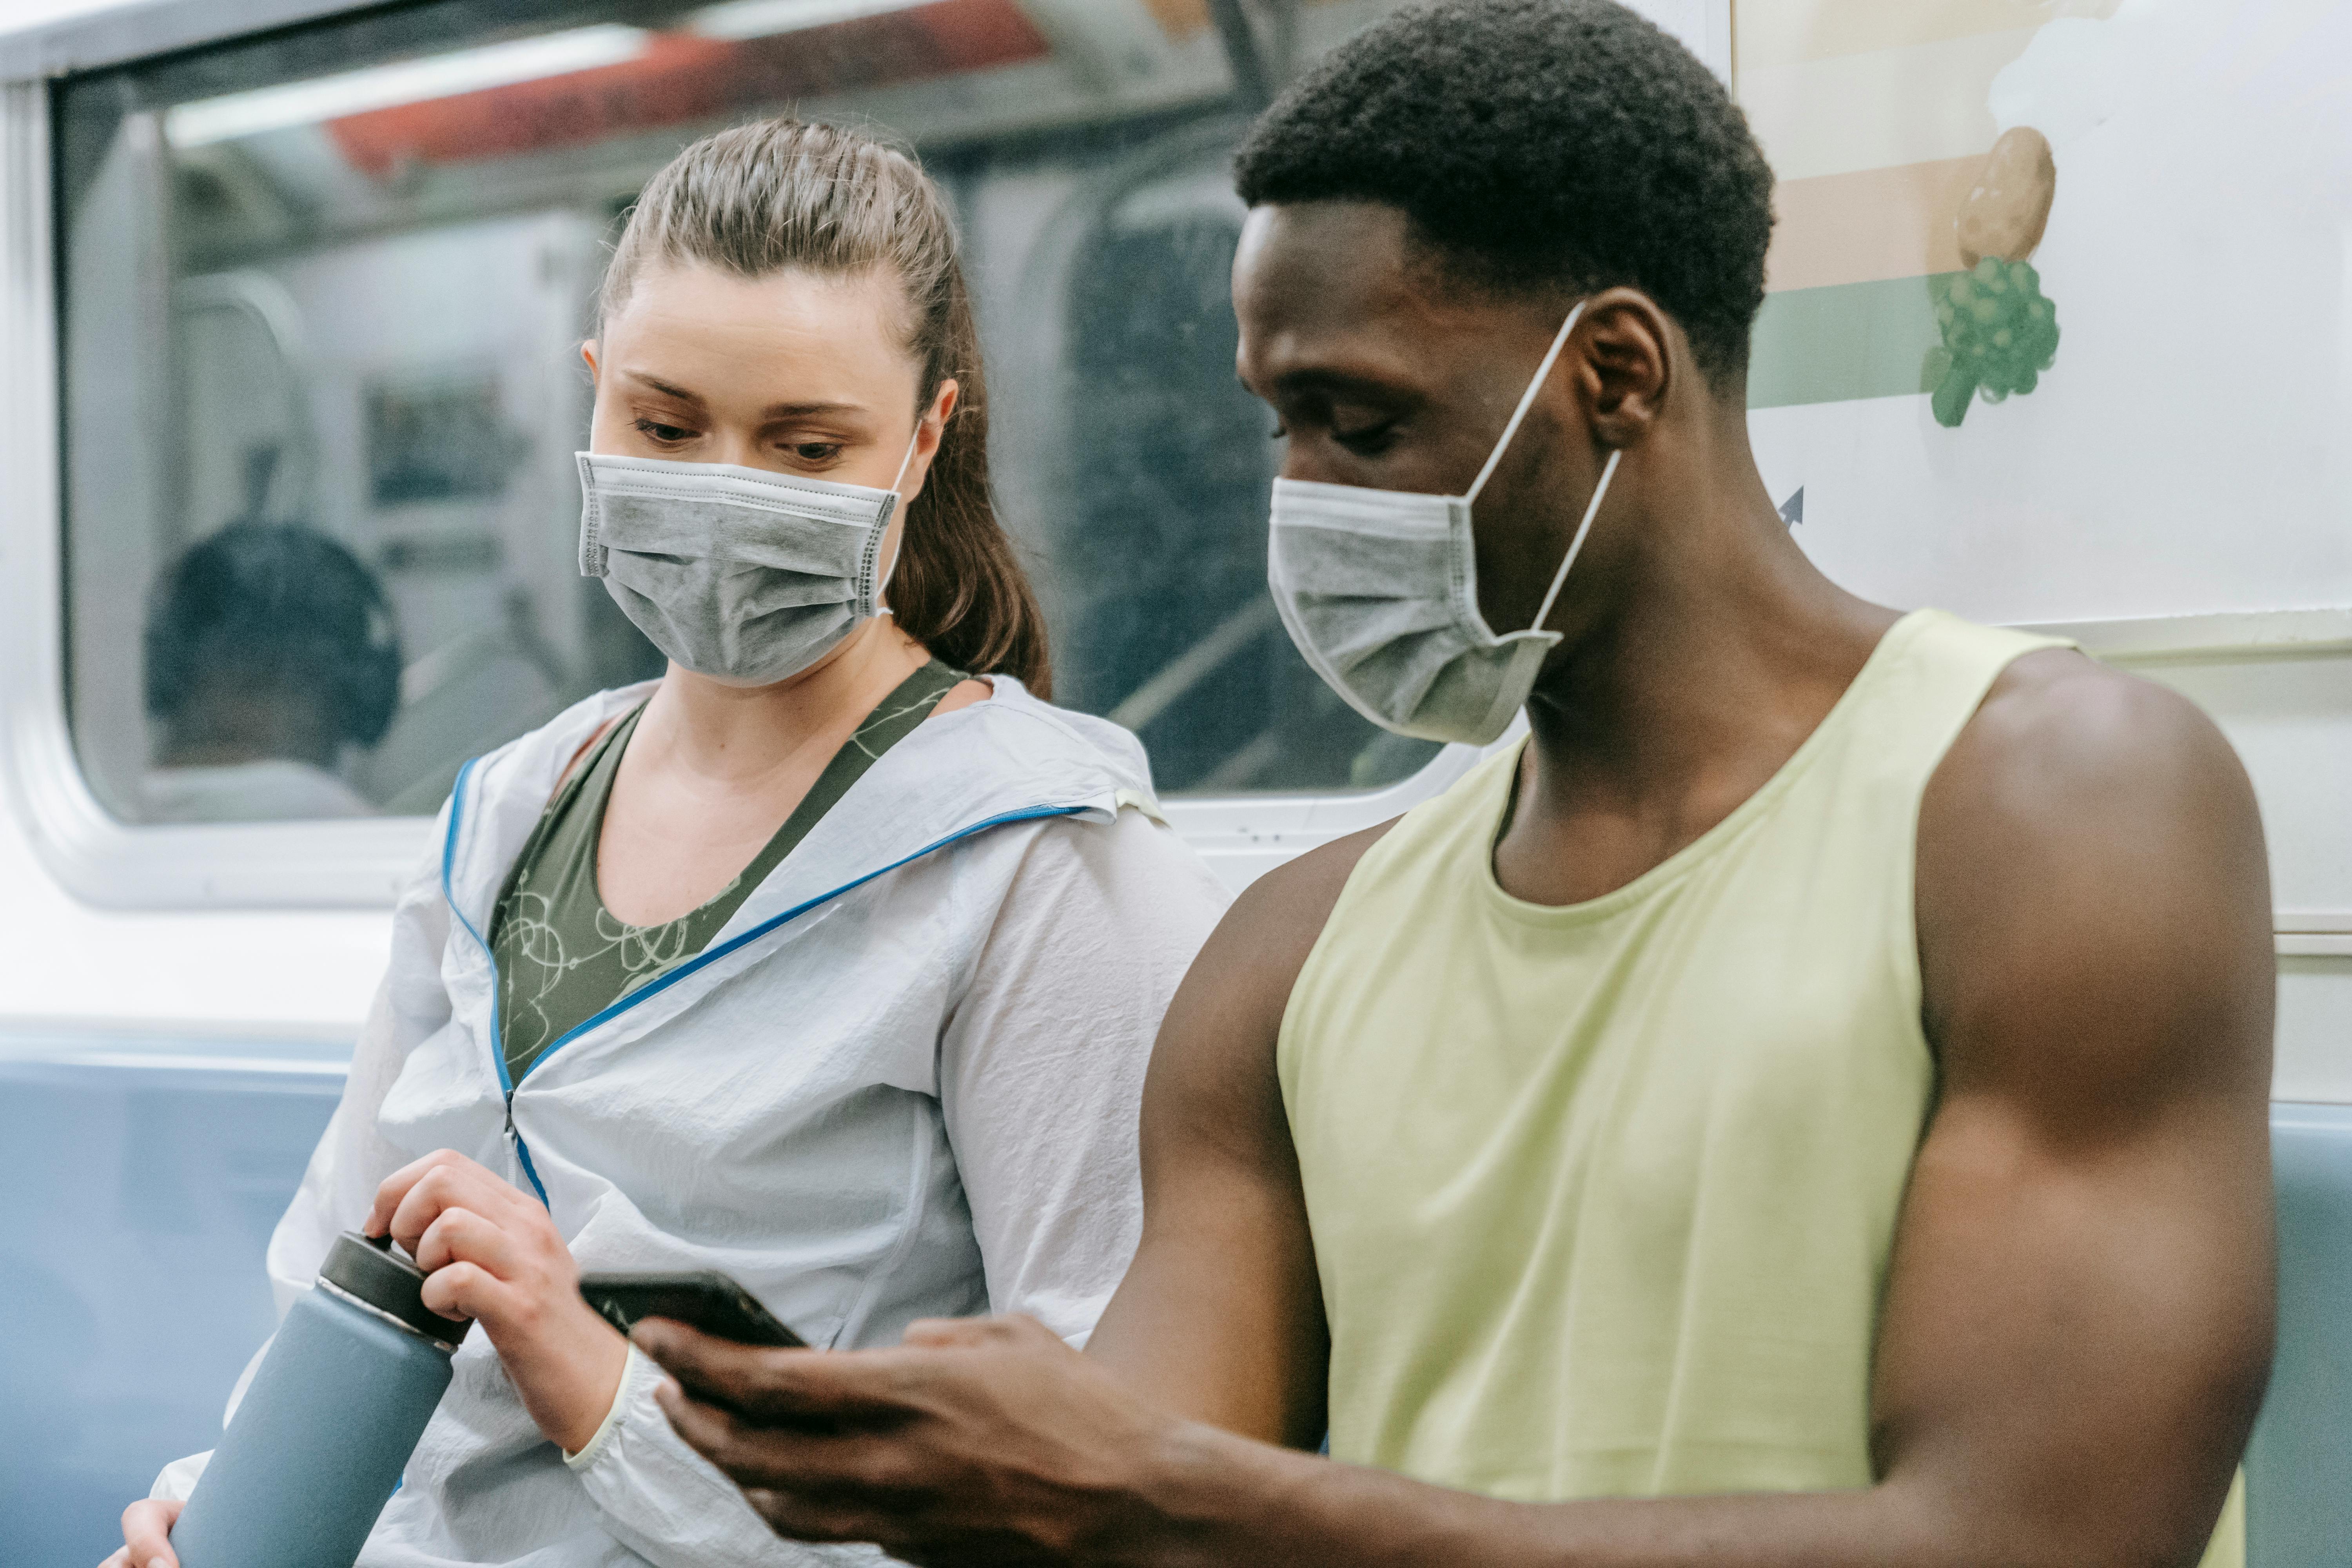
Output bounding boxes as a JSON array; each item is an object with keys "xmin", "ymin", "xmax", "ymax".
[{"xmin": 562, "ymin": 1345, "xmax": 640, "ymax": 1472}]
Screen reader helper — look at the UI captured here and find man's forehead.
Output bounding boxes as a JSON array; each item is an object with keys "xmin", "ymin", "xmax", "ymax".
[
  {"xmin": 1236, "ymin": 201, "xmax": 1428, "ymax": 327},
  {"xmin": 1235, "ymin": 203, "xmax": 1513, "ymax": 396}
]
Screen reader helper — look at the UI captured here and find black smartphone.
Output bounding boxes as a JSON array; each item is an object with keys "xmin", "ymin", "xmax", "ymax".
[{"xmin": 579, "ymin": 1270, "xmax": 808, "ymax": 1348}]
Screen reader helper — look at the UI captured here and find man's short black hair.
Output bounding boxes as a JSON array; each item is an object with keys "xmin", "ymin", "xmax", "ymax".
[
  {"xmin": 1233, "ymin": 0, "xmax": 1776, "ymax": 388},
  {"xmin": 146, "ymin": 520, "xmax": 404, "ymax": 750}
]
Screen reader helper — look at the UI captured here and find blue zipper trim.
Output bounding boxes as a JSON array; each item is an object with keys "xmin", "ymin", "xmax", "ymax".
[
  {"xmin": 442, "ymin": 757, "xmax": 541, "ymax": 1202},
  {"xmin": 440, "ymin": 751, "xmax": 1087, "ymax": 1209},
  {"xmin": 511, "ymin": 1137, "xmax": 550, "ymax": 1208}
]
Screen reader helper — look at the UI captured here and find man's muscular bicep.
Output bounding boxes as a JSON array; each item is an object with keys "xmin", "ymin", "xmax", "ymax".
[
  {"xmin": 1085, "ymin": 823, "xmax": 1395, "ymax": 1449},
  {"xmin": 1876, "ymin": 652, "xmax": 2273, "ymax": 1563}
]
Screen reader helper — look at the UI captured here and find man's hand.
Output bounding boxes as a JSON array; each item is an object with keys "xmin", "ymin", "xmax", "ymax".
[
  {"xmin": 636, "ymin": 1314, "xmax": 1202, "ymax": 1566},
  {"xmin": 367, "ymin": 1149, "xmax": 627, "ymax": 1455}
]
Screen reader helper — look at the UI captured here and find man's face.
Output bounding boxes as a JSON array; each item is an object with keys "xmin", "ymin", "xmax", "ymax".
[{"xmin": 1233, "ymin": 201, "xmax": 1598, "ymax": 636}]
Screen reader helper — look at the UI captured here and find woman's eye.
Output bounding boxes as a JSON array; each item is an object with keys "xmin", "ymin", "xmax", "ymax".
[
  {"xmin": 633, "ymin": 418, "xmax": 693, "ymax": 444},
  {"xmin": 790, "ymin": 442, "xmax": 844, "ymax": 463}
]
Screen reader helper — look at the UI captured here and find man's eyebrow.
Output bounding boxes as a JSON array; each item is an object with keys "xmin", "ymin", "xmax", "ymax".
[{"xmin": 1266, "ymin": 366, "xmax": 1406, "ymax": 399}]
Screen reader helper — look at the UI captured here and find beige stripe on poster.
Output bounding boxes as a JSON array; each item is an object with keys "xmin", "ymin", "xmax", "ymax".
[
  {"xmin": 1765, "ymin": 156, "xmax": 1985, "ymax": 293},
  {"xmin": 1737, "ymin": 25, "xmax": 2036, "ymax": 181},
  {"xmin": 1735, "ymin": 0, "xmax": 2116, "ymax": 72}
]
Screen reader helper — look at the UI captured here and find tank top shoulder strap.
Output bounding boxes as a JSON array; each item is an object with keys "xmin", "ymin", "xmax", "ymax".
[{"xmin": 1838, "ymin": 608, "xmax": 2075, "ymax": 786}]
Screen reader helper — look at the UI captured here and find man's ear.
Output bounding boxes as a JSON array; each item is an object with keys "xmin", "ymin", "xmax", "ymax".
[{"xmin": 1573, "ymin": 288, "xmax": 1673, "ymax": 448}]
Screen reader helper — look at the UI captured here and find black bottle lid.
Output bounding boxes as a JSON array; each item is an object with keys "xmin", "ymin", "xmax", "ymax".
[{"xmin": 319, "ymin": 1231, "xmax": 472, "ymax": 1348}]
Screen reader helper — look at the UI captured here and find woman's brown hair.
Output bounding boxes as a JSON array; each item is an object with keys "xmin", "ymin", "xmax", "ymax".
[{"xmin": 599, "ymin": 118, "xmax": 1051, "ymax": 694}]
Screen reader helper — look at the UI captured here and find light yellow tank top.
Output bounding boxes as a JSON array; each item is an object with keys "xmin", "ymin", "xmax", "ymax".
[{"xmin": 1278, "ymin": 609, "xmax": 2242, "ymax": 1565}]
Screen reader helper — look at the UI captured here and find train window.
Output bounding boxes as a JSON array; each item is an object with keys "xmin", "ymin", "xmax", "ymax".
[{"xmin": 50, "ymin": 0, "xmax": 1466, "ymax": 828}]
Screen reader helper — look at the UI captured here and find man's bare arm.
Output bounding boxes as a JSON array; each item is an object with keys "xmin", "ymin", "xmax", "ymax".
[
  {"xmin": 638, "ymin": 657, "xmax": 2273, "ymax": 1568},
  {"xmin": 1873, "ymin": 651, "xmax": 2274, "ymax": 1557}
]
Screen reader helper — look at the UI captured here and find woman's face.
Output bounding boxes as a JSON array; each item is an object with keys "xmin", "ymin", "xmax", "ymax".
[{"xmin": 583, "ymin": 260, "xmax": 956, "ymax": 506}]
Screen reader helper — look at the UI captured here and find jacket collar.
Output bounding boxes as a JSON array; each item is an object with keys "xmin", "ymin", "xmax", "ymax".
[{"xmin": 440, "ymin": 677, "xmax": 1156, "ymax": 948}]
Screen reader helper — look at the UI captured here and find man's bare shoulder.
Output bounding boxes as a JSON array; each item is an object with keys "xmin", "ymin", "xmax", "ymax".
[
  {"xmin": 1214, "ymin": 818, "xmax": 1402, "ymax": 973},
  {"xmin": 1145, "ymin": 818, "xmax": 1404, "ymax": 1105},
  {"xmin": 1945, "ymin": 646, "xmax": 2248, "ymax": 804},
  {"xmin": 1918, "ymin": 646, "xmax": 2271, "ymax": 1093},
  {"xmin": 1925, "ymin": 646, "xmax": 2264, "ymax": 898}
]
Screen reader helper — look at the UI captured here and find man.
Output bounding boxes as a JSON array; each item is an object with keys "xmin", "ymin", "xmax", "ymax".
[
  {"xmin": 635, "ymin": 4, "xmax": 2275, "ymax": 1563},
  {"xmin": 140, "ymin": 519, "xmax": 401, "ymax": 822}
]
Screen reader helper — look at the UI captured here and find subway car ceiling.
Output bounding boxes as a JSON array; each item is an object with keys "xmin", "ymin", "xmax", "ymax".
[{"xmin": 42, "ymin": 0, "xmax": 1474, "ymax": 865}]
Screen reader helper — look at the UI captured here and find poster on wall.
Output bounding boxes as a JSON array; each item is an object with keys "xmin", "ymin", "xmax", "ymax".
[{"xmin": 1735, "ymin": 0, "xmax": 2352, "ymax": 626}]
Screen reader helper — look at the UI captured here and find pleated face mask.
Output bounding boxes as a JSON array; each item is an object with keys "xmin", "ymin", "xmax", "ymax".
[
  {"xmin": 576, "ymin": 435, "xmax": 917, "ymax": 687},
  {"xmin": 1268, "ymin": 299, "xmax": 1622, "ymax": 747}
]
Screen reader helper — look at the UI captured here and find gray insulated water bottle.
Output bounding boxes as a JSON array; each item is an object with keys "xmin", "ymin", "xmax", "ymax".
[{"xmin": 170, "ymin": 1232, "xmax": 471, "ymax": 1568}]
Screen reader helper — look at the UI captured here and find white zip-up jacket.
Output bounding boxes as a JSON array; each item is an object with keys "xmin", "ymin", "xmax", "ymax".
[{"xmin": 153, "ymin": 677, "xmax": 1230, "ymax": 1567}]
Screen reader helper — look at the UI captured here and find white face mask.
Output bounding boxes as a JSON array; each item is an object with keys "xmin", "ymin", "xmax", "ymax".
[
  {"xmin": 576, "ymin": 434, "xmax": 919, "ymax": 687},
  {"xmin": 1268, "ymin": 300, "xmax": 1622, "ymax": 747}
]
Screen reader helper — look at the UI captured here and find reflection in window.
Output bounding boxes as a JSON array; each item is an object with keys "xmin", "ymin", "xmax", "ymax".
[
  {"xmin": 1054, "ymin": 182, "xmax": 1437, "ymax": 791},
  {"xmin": 55, "ymin": 0, "xmax": 1432, "ymax": 826},
  {"xmin": 141, "ymin": 523, "xmax": 401, "ymax": 824}
]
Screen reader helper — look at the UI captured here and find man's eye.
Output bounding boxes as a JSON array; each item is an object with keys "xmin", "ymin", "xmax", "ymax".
[
  {"xmin": 1269, "ymin": 423, "xmax": 1289, "ymax": 441},
  {"xmin": 634, "ymin": 419, "xmax": 693, "ymax": 444},
  {"xmin": 1334, "ymin": 421, "xmax": 1399, "ymax": 455}
]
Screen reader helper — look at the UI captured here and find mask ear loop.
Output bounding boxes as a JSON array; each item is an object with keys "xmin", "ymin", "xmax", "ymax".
[
  {"xmin": 1526, "ymin": 446, "xmax": 1621, "ymax": 636},
  {"xmin": 1465, "ymin": 299, "xmax": 1587, "ymax": 505},
  {"xmin": 888, "ymin": 423, "xmax": 923, "ymax": 495},
  {"xmin": 1456, "ymin": 297, "xmax": 1620, "ymax": 637},
  {"xmin": 872, "ymin": 422, "xmax": 930, "ymax": 614}
]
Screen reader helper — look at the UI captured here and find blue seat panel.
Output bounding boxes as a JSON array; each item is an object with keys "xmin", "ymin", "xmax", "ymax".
[
  {"xmin": 0, "ymin": 1043, "xmax": 342, "ymax": 1563},
  {"xmin": 2249, "ymin": 1102, "xmax": 2352, "ymax": 1568},
  {"xmin": 0, "ymin": 1047, "xmax": 2341, "ymax": 1562}
]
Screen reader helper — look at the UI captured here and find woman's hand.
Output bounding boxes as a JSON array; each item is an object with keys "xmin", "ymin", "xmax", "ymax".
[
  {"xmin": 367, "ymin": 1149, "xmax": 628, "ymax": 1455},
  {"xmin": 105, "ymin": 1497, "xmax": 183, "ymax": 1568}
]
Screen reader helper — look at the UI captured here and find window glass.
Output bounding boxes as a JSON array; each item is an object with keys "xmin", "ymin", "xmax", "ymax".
[{"xmin": 54, "ymin": 0, "xmax": 1444, "ymax": 825}]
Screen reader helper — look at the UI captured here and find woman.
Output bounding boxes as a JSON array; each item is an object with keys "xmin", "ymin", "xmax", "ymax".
[{"xmin": 114, "ymin": 118, "xmax": 1228, "ymax": 1568}]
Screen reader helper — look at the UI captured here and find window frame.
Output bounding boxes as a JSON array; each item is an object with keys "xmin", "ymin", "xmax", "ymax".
[
  {"xmin": 0, "ymin": 2, "xmax": 1489, "ymax": 911},
  {"xmin": 2, "ymin": 65, "xmax": 432, "ymax": 908}
]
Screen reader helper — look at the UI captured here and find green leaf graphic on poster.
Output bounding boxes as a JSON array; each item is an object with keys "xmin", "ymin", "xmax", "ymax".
[{"xmin": 1925, "ymin": 258, "xmax": 2062, "ymax": 428}]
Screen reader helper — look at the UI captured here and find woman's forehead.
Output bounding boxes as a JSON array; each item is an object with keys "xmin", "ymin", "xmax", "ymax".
[{"xmin": 603, "ymin": 260, "xmax": 920, "ymax": 405}]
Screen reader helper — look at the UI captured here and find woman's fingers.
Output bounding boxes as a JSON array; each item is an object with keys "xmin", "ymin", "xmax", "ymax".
[
  {"xmin": 376, "ymin": 1151, "xmax": 540, "ymax": 1254},
  {"xmin": 418, "ymin": 1258, "xmax": 505, "ymax": 1325},
  {"xmin": 413, "ymin": 1203, "xmax": 523, "ymax": 1279},
  {"xmin": 363, "ymin": 1148, "xmax": 470, "ymax": 1239},
  {"xmin": 119, "ymin": 1496, "xmax": 182, "ymax": 1568}
]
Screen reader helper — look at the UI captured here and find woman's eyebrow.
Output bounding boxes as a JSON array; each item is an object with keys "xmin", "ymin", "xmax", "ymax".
[
  {"xmin": 623, "ymin": 371, "xmax": 706, "ymax": 406},
  {"xmin": 621, "ymin": 373, "xmax": 864, "ymax": 422},
  {"xmin": 758, "ymin": 399, "xmax": 867, "ymax": 420}
]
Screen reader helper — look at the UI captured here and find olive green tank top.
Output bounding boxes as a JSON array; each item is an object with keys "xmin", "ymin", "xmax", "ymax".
[
  {"xmin": 489, "ymin": 660, "xmax": 967, "ymax": 1083},
  {"xmin": 1277, "ymin": 610, "xmax": 2244, "ymax": 1566}
]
